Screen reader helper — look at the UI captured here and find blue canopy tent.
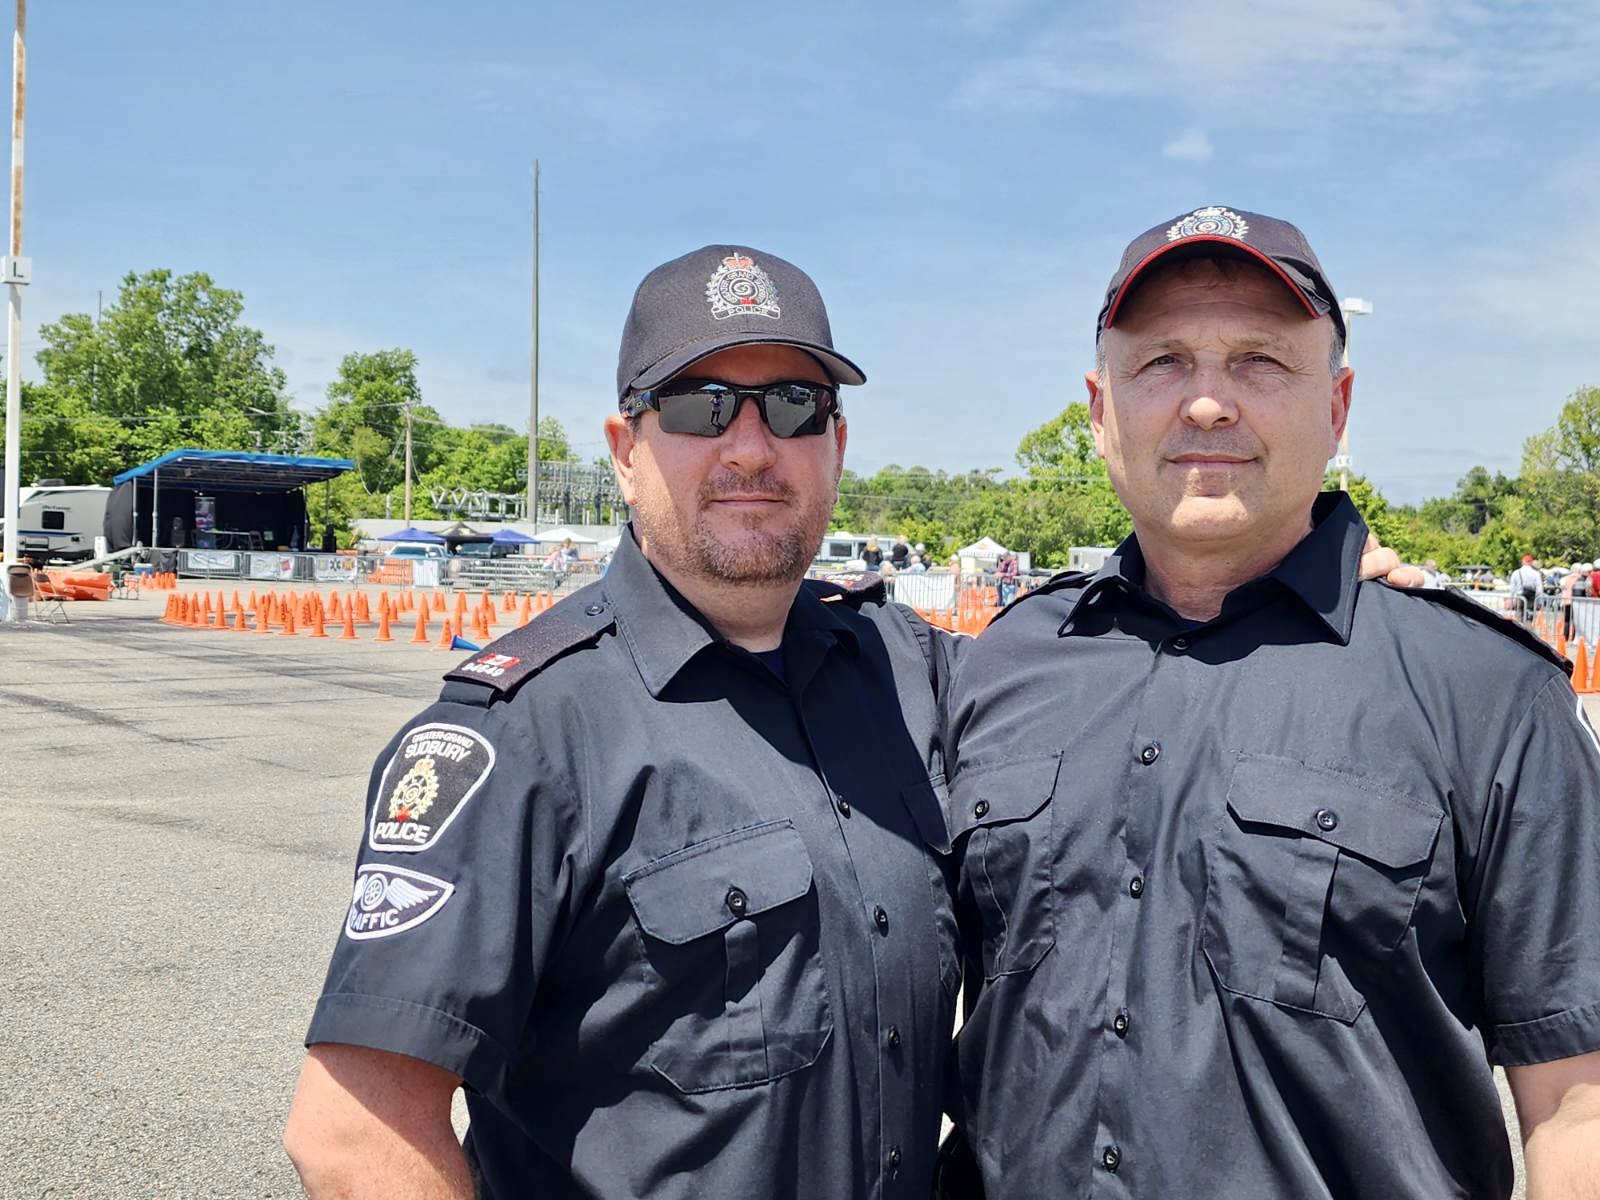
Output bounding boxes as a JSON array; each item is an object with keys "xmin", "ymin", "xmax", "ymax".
[
  {"xmin": 106, "ymin": 449, "xmax": 355, "ymax": 552},
  {"xmin": 489, "ymin": 527, "xmax": 539, "ymax": 545},
  {"xmin": 377, "ymin": 526, "xmax": 447, "ymax": 544}
]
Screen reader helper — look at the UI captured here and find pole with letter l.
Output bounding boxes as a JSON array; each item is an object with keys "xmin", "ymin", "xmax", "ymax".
[
  {"xmin": 527, "ymin": 159, "xmax": 539, "ymax": 529},
  {"xmin": 1, "ymin": 0, "xmax": 27, "ymax": 621}
]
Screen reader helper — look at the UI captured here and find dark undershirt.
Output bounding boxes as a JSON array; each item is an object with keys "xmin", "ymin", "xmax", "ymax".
[{"xmin": 753, "ymin": 647, "xmax": 786, "ymax": 681}]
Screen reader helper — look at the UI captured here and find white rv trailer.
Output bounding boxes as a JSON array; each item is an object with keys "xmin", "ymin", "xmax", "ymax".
[{"xmin": 0, "ymin": 484, "xmax": 112, "ymax": 563}]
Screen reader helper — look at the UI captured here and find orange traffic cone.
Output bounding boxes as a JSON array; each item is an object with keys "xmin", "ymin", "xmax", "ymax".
[
  {"xmin": 280, "ymin": 602, "xmax": 298, "ymax": 636},
  {"xmin": 340, "ymin": 605, "xmax": 358, "ymax": 640},
  {"xmin": 517, "ymin": 594, "xmax": 532, "ymax": 625},
  {"xmin": 201, "ymin": 592, "xmax": 214, "ymax": 624},
  {"xmin": 503, "ymin": 591, "xmax": 516, "ymax": 614},
  {"xmin": 213, "ymin": 593, "xmax": 228, "ymax": 629},
  {"xmin": 256, "ymin": 595, "xmax": 276, "ymax": 633},
  {"xmin": 474, "ymin": 608, "xmax": 491, "ymax": 643},
  {"xmin": 453, "ymin": 591, "xmax": 468, "ymax": 623},
  {"xmin": 435, "ymin": 617, "xmax": 455, "ymax": 650},
  {"xmin": 410, "ymin": 608, "xmax": 430, "ymax": 644},
  {"xmin": 375, "ymin": 605, "xmax": 394, "ymax": 643},
  {"xmin": 308, "ymin": 599, "xmax": 329, "ymax": 638},
  {"xmin": 329, "ymin": 591, "xmax": 344, "ymax": 620},
  {"xmin": 1574, "ymin": 640, "xmax": 1592, "ymax": 694},
  {"xmin": 355, "ymin": 592, "xmax": 371, "ymax": 624}
]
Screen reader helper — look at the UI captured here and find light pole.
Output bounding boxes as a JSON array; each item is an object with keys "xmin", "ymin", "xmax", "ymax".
[
  {"xmin": 1, "ymin": 0, "xmax": 27, "ymax": 621},
  {"xmin": 1336, "ymin": 297, "xmax": 1373, "ymax": 492}
]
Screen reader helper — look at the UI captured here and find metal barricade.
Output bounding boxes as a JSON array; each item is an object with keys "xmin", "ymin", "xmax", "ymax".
[{"xmin": 175, "ymin": 549, "xmax": 576, "ymax": 595}]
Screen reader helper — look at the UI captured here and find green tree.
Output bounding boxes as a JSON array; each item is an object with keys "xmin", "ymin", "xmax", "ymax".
[{"xmin": 11, "ymin": 269, "xmax": 291, "ymax": 481}]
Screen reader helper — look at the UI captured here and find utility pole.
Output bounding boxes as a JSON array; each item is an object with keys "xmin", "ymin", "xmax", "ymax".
[
  {"xmin": 527, "ymin": 159, "xmax": 540, "ymax": 529},
  {"xmin": 403, "ymin": 399, "xmax": 414, "ymax": 524},
  {"xmin": 2, "ymin": 0, "xmax": 28, "ymax": 621}
]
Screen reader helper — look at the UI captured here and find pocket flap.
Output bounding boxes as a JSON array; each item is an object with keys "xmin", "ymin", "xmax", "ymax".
[
  {"xmin": 624, "ymin": 820, "xmax": 815, "ymax": 945},
  {"xmin": 948, "ymin": 751, "xmax": 1063, "ymax": 841},
  {"xmin": 900, "ymin": 774, "xmax": 952, "ymax": 853},
  {"xmin": 1225, "ymin": 754, "xmax": 1442, "ymax": 868}
]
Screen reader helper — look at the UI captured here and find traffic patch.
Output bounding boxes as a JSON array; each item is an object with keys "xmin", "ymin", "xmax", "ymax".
[{"xmin": 344, "ymin": 864, "xmax": 455, "ymax": 940}]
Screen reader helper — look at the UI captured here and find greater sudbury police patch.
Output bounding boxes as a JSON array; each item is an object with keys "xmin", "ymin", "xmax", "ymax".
[
  {"xmin": 344, "ymin": 863, "xmax": 455, "ymax": 940},
  {"xmin": 706, "ymin": 252, "xmax": 781, "ymax": 321},
  {"xmin": 367, "ymin": 722, "xmax": 495, "ymax": 853},
  {"xmin": 1167, "ymin": 206, "xmax": 1249, "ymax": 243}
]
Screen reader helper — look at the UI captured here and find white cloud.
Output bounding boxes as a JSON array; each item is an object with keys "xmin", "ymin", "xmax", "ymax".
[
  {"xmin": 1162, "ymin": 130, "xmax": 1213, "ymax": 162},
  {"xmin": 954, "ymin": 0, "xmax": 1600, "ymax": 118}
]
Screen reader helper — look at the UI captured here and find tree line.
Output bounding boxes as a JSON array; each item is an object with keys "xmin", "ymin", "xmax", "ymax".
[{"xmin": 2, "ymin": 267, "xmax": 1595, "ymax": 570}]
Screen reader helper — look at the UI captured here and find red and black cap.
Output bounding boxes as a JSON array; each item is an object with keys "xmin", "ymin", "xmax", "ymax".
[
  {"xmin": 617, "ymin": 244, "xmax": 866, "ymax": 402},
  {"xmin": 1096, "ymin": 206, "xmax": 1343, "ymax": 341}
]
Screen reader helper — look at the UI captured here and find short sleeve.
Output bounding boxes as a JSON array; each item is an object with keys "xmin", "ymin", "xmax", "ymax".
[
  {"xmin": 1470, "ymin": 676, "xmax": 1600, "ymax": 1065},
  {"xmin": 305, "ymin": 690, "xmax": 583, "ymax": 1097}
]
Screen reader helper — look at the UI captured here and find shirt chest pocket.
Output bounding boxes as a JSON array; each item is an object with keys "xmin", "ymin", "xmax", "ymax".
[
  {"xmin": 950, "ymin": 752, "xmax": 1062, "ymax": 980},
  {"xmin": 623, "ymin": 820, "xmax": 833, "ymax": 1093},
  {"xmin": 1202, "ymin": 754, "xmax": 1443, "ymax": 1024}
]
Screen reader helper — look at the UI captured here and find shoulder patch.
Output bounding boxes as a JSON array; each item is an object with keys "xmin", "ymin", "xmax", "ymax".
[
  {"xmin": 1385, "ymin": 584, "xmax": 1572, "ymax": 675},
  {"xmin": 443, "ymin": 584, "xmax": 616, "ymax": 698},
  {"xmin": 805, "ymin": 571, "xmax": 888, "ymax": 609},
  {"xmin": 988, "ymin": 569, "xmax": 1093, "ymax": 627}
]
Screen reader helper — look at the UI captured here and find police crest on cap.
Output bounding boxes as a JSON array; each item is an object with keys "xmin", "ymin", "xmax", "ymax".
[
  {"xmin": 1167, "ymin": 206, "xmax": 1249, "ymax": 242},
  {"xmin": 706, "ymin": 252, "xmax": 781, "ymax": 321}
]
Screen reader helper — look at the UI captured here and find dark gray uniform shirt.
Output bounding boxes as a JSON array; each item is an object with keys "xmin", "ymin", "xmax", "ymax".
[
  {"xmin": 945, "ymin": 494, "xmax": 1600, "ymax": 1198},
  {"xmin": 307, "ymin": 530, "xmax": 960, "ymax": 1199}
]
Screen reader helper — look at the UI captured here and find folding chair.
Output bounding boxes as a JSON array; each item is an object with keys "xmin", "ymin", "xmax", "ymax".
[{"xmin": 28, "ymin": 566, "xmax": 70, "ymax": 624}]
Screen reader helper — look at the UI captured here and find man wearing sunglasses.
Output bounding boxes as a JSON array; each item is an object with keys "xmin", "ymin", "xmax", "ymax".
[{"xmin": 286, "ymin": 246, "xmax": 960, "ymax": 1199}]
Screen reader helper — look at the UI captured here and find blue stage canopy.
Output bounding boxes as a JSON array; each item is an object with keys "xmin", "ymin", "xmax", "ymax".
[
  {"xmin": 490, "ymin": 527, "xmax": 539, "ymax": 544},
  {"xmin": 113, "ymin": 449, "xmax": 354, "ymax": 492}
]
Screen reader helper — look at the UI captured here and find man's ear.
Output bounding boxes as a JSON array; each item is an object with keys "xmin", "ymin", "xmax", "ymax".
[
  {"xmin": 832, "ymin": 414, "xmax": 848, "ymax": 490},
  {"xmin": 1085, "ymin": 368, "xmax": 1108, "ymax": 457},
  {"xmin": 1330, "ymin": 366, "xmax": 1354, "ymax": 453},
  {"xmin": 604, "ymin": 413, "xmax": 640, "ymax": 506}
]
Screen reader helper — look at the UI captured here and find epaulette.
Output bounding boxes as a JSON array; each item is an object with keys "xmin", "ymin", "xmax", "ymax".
[
  {"xmin": 1385, "ymin": 584, "xmax": 1572, "ymax": 676},
  {"xmin": 442, "ymin": 583, "xmax": 617, "ymax": 698},
  {"xmin": 805, "ymin": 571, "xmax": 888, "ymax": 609},
  {"xmin": 987, "ymin": 569, "xmax": 1094, "ymax": 627}
]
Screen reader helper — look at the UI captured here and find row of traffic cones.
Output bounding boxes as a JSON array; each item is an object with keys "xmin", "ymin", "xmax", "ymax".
[
  {"xmin": 158, "ymin": 587, "xmax": 559, "ymax": 649},
  {"xmin": 125, "ymin": 571, "xmax": 178, "ymax": 592}
]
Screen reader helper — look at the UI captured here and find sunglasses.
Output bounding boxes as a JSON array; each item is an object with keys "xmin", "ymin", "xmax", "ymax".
[{"xmin": 622, "ymin": 379, "xmax": 840, "ymax": 439}]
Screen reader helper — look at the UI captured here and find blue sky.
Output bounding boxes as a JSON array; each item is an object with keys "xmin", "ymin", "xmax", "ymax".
[{"xmin": 19, "ymin": 0, "xmax": 1600, "ymax": 503}]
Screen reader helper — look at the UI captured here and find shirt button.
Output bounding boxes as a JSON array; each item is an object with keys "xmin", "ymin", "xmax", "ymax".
[
  {"xmin": 887, "ymin": 1145, "xmax": 902, "ymax": 1172},
  {"xmin": 973, "ymin": 799, "xmax": 990, "ymax": 819},
  {"xmin": 836, "ymin": 795, "xmax": 851, "ymax": 817},
  {"xmin": 1129, "ymin": 875, "xmax": 1145, "ymax": 898},
  {"xmin": 1112, "ymin": 1011, "xmax": 1129, "ymax": 1037},
  {"xmin": 1138, "ymin": 742, "xmax": 1161, "ymax": 765},
  {"xmin": 725, "ymin": 887, "xmax": 748, "ymax": 917},
  {"xmin": 1315, "ymin": 807, "xmax": 1339, "ymax": 831},
  {"xmin": 1170, "ymin": 636, "xmax": 1189, "ymax": 651},
  {"xmin": 1102, "ymin": 1146, "xmax": 1121, "ymax": 1172},
  {"xmin": 873, "ymin": 905, "xmax": 890, "ymax": 933},
  {"xmin": 887, "ymin": 1025, "xmax": 901, "ymax": 1048}
]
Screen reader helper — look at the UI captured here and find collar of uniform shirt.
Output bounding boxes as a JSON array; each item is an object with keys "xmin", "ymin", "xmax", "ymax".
[
  {"xmin": 1057, "ymin": 492, "xmax": 1370, "ymax": 645},
  {"xmin": 603, "ymin": 525, "xmax": 858, "ymax": 697}
]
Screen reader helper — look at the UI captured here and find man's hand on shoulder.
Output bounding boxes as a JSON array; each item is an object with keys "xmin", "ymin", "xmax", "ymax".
[
  {"xmin": 1358, "ymin": 533, "xmax": 1425, "ymax": 587},
  {"xmin": 284, "ymin": 1044, "xmax": 471, "ymax": 1199}
]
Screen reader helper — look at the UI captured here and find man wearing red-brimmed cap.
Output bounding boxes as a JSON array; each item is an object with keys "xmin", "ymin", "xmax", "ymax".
[{"xmin": 940, "ymin": 206, "xmax": 1600, "ymax": 1198}]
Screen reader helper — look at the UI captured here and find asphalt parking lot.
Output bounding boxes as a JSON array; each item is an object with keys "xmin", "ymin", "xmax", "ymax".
[{"xmin": 4, "ymin": 590, "xmax": 1546, "ymax": 1198}]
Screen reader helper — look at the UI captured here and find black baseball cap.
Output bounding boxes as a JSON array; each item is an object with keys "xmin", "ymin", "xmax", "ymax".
[
  {"xmin": 1096, "ymin": 206, "xmax": 1343, "ymax": 341},
  {"xmin": 616, "ymin": 244, "xmax": 866, "ymax": 402}
]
